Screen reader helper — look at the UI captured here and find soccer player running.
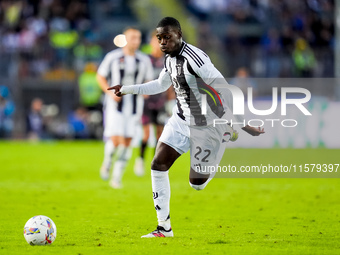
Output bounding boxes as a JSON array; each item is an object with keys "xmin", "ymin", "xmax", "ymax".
[
  {"xmin": 109, "ymin": 17, "xmax": 264, "ymax": 236},
  {"xmin": 97, "ymin": 27, "xmax": 153, "ymax": 188}
]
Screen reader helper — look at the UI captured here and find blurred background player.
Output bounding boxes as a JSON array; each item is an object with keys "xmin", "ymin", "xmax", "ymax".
[
  {"xmin": 230, "ymin": 67, "xmax": 258, "ymax": 99},
  {"xmin": 67, "ymin": 105, "xmax": 90, "ymax": 139},
  {"xmin": 134, "ymin": 32, "xmax": 175, "ymax": 176},
  {"xmin": 97, "ymin": 27, "xmax": 153, "ymax": 188},
  {"xmin": 78, "ymin": 62, "xmax": 102, "ymax": 112},
  {"xmin": 0, "ymin": 85, "xmax": 15, "ymax": 139},
  {"xmin": 292, "ymin": 38, "xmax": 316, "ymax": 77},
  {"xmin": 26, "ymin": 98, "xmax": 46, "ymax": 140},
  {"xmin": 77, "ymin": 62, "xmax": 103, "ymax": 140}
]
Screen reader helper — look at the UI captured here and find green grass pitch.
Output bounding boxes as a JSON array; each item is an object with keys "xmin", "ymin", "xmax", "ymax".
[{"xmin": 0, "ymin": 141, "xmax": 339, "ymax": 254}]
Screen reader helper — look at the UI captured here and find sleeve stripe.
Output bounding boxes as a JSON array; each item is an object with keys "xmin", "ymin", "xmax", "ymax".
[
  {"xmin": 184, "ymin": 49, "xmax": 203, "ymax": 68},
  {"xmin": 185, "ymin": 46, "xmax": 204, "ymax": 66}
]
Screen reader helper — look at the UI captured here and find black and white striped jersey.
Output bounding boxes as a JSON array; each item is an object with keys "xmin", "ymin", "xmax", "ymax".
[
  {"xmin": 121, "ymin": 41, "xmax": 239, "ymax": 126},
  {"xmin": 164, "ymin": 42, "xmax": 228, "ymax": 126},
  {"xmin": 97, "ymin": 48, "xmax": 153, "ymax": 115}
]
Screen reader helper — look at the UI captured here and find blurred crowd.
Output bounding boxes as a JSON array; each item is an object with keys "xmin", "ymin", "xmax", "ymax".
[
  {"xmin": 0, "ymin": 0, "xmax": 335, "ymax": 79},
  {"xmin": 186, "ymin": 0, "xmax": 334, "ymax": 77},
  {"xmin": 0, "ymin": 0, "xmax": 102, "ymax": 78}
]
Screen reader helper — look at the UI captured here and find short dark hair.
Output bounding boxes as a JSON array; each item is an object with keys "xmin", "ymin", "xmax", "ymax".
[{"xmin": 157, "ymin": 17, "xmax": 181, "ymax": 31}]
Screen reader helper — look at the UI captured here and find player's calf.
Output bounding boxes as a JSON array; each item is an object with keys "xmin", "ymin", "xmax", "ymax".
[
  {"xmin": 189, "ymin": 166, "xmax": 217, "ymax": 191},
  {"xmin": 189, "ymin": 168, "xmax": 210, "ymax": 191},
  {"xmin": 189, "ymin": 180, "xmax": 209, "ymax": 191}
]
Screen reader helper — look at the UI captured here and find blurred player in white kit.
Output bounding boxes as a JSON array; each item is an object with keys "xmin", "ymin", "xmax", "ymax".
[{"xmin": 97, "ymin": 27, "xmax": 153, "ymax": 188}]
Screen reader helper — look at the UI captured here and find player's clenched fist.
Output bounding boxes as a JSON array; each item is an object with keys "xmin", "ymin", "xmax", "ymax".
[{"xmin": 108, "ymin": 85, "xmax": 123, "ymax": 97}]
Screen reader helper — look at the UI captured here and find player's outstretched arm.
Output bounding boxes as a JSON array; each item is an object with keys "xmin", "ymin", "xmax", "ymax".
[
  {"xmin": 242, "ymin": 125, "xmax": 265, "ymax": 136},
  {"xmin": 108, "ymin": 78, "xmax": 172, "ymax": 97},
  {"xmin": 108, "ymin": 68, "xmax": 172, "ymax": 97}
]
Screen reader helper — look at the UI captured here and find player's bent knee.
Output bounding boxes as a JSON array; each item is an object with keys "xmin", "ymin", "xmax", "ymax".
[{"xmin": 151, "ymin": 158, "xmax": 169, "ymax": 171}]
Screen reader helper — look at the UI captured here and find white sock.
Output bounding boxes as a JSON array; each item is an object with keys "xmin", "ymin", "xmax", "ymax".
[
  {"xmin": 103, "ymin": 139, "xmax": 115, "ymax": 168},
  {"xmin": 112, "ymin": 146, "xmax": 131, "ymax": 183},
  {"xmin": 151, "ymin": 170, "xmax": 171, "ymax": 230},
  {"xmin": 112, "ymin": 160, "xmax": 125, "ymax": 184}
]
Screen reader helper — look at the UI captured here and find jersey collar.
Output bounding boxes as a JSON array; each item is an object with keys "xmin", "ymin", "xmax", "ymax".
[
  {"xmin": 168, "ymin": 42, "xmax": 187, "ymax": 58},
  {"xmin": 178, "ymin": 41, "xmax": 187, "ymax": 56}
]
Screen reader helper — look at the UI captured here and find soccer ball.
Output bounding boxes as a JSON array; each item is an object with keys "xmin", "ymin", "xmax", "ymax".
[{"xmin": 23, "ymin": 215, "xmax": 57, "ymax": 245}]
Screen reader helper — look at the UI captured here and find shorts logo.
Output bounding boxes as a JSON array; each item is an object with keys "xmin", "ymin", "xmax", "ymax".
[{"xmin": 194, "ymin": 163, "xmax": 201, "ymax": 170}]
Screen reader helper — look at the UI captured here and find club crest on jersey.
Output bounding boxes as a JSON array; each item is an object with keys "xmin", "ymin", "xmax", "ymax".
[{"xmin": 176, "ymin": 64, "xmax": 183, "ymax": 75}]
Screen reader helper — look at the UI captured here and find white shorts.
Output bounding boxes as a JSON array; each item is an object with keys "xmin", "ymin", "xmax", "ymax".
[
  {"xmin": 159, "ymin": 114, "xmax": 190, "ymax": 155},
  {"xmin": 103, "ymin": 96, "xmax": 141, "ymax": 138},
  {"xmin": 190, "ymin": 123, "xmax": 232, "ymax": 175},
  {"xmin": 159, "ymin": 114, "xmax": 233, "ymax": 174}
]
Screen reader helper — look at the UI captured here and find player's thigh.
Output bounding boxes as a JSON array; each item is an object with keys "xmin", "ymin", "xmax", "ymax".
[
  {"xmin": 122, "ymin": 137, "xmax": 132, "ymax": 147},
  {"xmin": 142, "ymin": 124, "xmax": 150, "ymax": 141},
  {"xmin": 156, "ymin": 124, "xmax": 164, "ymax": 140},
  {"xmin": 111, "ymin": 136, "xmax": 121, "ymax": 147},
  {"xmin": 153, "ymin": 116, "xmax": 190, "ymax": 170},
  {"xmin": 151, "ymin": 141, "xmax": 181, "ymax": 171},
  {"xmin": 190, "ymin": 125, "xmax": 226, "ymax": 175}
]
